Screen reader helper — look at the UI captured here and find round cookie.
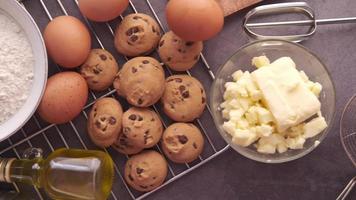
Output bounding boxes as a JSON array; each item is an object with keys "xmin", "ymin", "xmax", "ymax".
[
  {"xmin": 114, "ymin": 13, "xmax": 161, "ymax": 57},
  {"xmin": 88, "ymin": 97, "xmax": 123, "ymax": 147},
  {"xmin": 161, "ymin": 123, "xmax": 204, "ymax": 163},
  {"xmin": 124, "ymin": 150, "xmax": 167, "ymax": 192},
  {"xmin": 80, "ymin": 49, "xmax": 119, "ymax": 91},
  {"xmin": 112, "ymin": 131, "xmax": 143, "ymax": 155},
  {"xmin": 113, "ymin": 57, "xmax": 165, "ymax": 107},
  {"xmin": 158, "ymin": 31, "xmax": 203, "ymax": 71},
  {"xmin": 161, "ymin": 75, "xmax": 206, "ymax": 122},
  {"xmin": 122, "ymin": 107, "xmax": 163, "ymax": 149}
]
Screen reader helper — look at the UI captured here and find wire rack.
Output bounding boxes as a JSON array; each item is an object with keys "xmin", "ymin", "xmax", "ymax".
[{"xmin": 0, "ymin": 0, "xmax": 230, "ymax": 199}]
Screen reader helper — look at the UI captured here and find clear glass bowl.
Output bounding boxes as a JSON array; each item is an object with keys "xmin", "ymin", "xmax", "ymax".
[{"xmin": 210, "ymin": 39, "xmax": 335, "ymax": 163}]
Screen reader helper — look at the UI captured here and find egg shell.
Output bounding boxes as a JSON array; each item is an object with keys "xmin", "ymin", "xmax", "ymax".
[
  {"xmin": 78, "ymin": 0, "xmax": 129, "ymax": 22},
  {"xmin": 166, "ymin": 0, "xmax": 224, "ymax": 41},
  {"xmin": 44, "ymin": 16, "xmax": 91, "ymax": 68},
  {"xmin": 38, "ymin": 72, "xmax": 88, "ymax": 124}
]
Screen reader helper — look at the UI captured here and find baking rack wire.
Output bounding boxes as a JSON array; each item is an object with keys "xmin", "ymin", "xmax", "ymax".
[{"xmin": 1, "ymin": 0, "xmax": 230, "ymax": 199}]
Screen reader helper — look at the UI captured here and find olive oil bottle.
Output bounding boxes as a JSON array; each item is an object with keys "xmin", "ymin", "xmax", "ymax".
[{"xmin": 0, "ymin": 148, "xmax": 114, "ymax": 200}]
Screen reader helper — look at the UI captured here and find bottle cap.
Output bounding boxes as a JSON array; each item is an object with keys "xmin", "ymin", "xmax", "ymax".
[{"xmin": 0, "ymin": 158, "xmax": 15, "ymax": 183}]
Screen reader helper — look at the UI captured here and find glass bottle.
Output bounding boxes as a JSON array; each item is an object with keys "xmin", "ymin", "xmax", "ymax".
[{"xmin": 0, "ymin": 148, "xmax": 114, "ymax": 200}]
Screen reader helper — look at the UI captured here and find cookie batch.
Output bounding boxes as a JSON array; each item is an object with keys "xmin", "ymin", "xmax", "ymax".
[{"xmin": 38, "ymin": 0, "xmax": 217, "ymax": 194}]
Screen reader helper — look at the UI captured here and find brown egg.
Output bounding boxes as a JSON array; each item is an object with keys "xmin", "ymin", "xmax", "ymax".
[
  {"xmin": 166, "ymin": 0, "xmax": 224, "ymax": 41},
  {"xmin": 38, "ymin": 72, "xmax": 88, "ymax": 124},
  {"xmin": 44, "ymin": 16, "xmax": 91, "ymax": 68},
  {"xmin": 78, "ymin": 0, "xmax": 129, "ymax": 22}
]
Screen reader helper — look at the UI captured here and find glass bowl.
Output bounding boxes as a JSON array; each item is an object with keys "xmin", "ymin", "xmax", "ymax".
[
  {"xmin": 340, "ymin": 95, "xmax": 356, "ymax": 167},
  {"xmin": 210, "ymin": 39, "xmax": 335, "ymax": 163}
]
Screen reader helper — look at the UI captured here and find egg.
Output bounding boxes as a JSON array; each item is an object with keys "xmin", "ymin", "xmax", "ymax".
[
  {"xmin": 44, "ymin": 16, "xmax": 91, "ymax": 68},
  {"xmin": 166, "ymin": 0, "xmax": 224, "ymax": 41},
  {"xmin": 78, "ymin": 0, "xmax": 129, "ymax": 22},
  {"xmin": 38, "ymin": 72, "xmax": 88, "ymax": 124}
]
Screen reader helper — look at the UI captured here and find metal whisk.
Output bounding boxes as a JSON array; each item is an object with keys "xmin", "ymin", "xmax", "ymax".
[{"xmin": 243, "ymin": 2, "xmax": 356, "ymax": 42}]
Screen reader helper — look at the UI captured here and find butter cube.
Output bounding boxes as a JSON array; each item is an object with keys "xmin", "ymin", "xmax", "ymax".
[
  {"xmin": 222, "ymin": 121, "xmax": 236, "ymax": 136},
  {"xmin": 232, "ymin": 129, "xmax": 258, "ymax": 147},
  {"xmin": 286, "ymin": 136, "xmax": 305, "ymax": 149},
  {"xmin": 237, "ymin": 97, "xmax": 253, "ymax": 111},
  {"xmin": 256, "ymin": 124, "xmax": 273, "ymax": 137},
  {"xmin": 259, "ymin": 134, "xmax": 285, "ymax": 146},
  {"xmin": 277, "ymin": 143, "xmax": 288, "ymax": 153},
  {"xmin": 228, "ymin": 99, "xmax": 242, "ymax": 109},
  {"xmin": 303, "ymin": 116, "xmax": 327, "ymax": 139},
  {"xmin": 229, "ymin": 109, "xmax": 245, "ymax": 122},
  {"xmin": 255, "ymin": 106, "xmax": 274, "ymax": 124},
  {"xmin": 286, "ymin": 123, "xmax": 305, "ymax": 138},
  {"xmin": 252, "ymin": 55, "xmax": 270, "ymax": 68},
  {"xmin": 237, "ymin": 118, "xmax": 250, "ymax": 129},
  {"xmin": 257, "ymin": 143, "xmax": 276, "ymax": 154},
  {"xmin": 311, "ymin": 82, "xmax": 322, "ymax": 97},
  {"xmin": 250, "ymin": 90, "xmax": 262, "ymax": 101},
  {"xmin": 299, "ymin": 71, "xmax": 309, "ymax": 82},
  {"xmin": 245, "ymin": 107, "xmax": 258, "ymax": 125},
  {"xmin": 222, "ymin": 109, "xmax": 230, "ymax": 119},
  {"xmin": 232, "ymin": 70, "xmax": 244, "ymax": 81}
]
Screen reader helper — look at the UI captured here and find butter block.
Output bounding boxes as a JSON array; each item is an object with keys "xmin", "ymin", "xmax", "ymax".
[{"xmin": 252, "ymin": 57, "xmax": 321, "ymax": 132}]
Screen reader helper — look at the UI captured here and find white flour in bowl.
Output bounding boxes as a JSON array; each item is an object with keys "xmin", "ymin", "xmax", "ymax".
[{"xmin": 0, "ymin": 11, "xmax": 34, "ymax": 124}]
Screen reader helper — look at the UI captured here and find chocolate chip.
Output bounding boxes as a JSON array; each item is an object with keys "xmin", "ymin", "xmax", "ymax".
[
  {"xmin": 182, "ymin": 91, "xmax": 190, "ymax": 98},
  {"xmin": 137, "ymin": 98, "xmax": 143, "ymax": 105},
  {"xmin": 169, "ymin": 103, "xmax": 175, "ymax": 109},
  {"xmin": 193, "ymin": 142, "xmax": 198, "ymax": 149},
  {"xmin": 167, "ymin": 57, "xmax": 172, "ymax": 62},
  {"xmin": 128, "ymin": 174, "xmax": 134, "ymax": 181},
  {"xmin": 194, "ymin": 55, "xmax": 199, "ymax": 60},
  {"xmin": 186, "ymin": 41, "xmax": 194, "ymax": 46},
  {"xmin": 130, "ymin": 35, "xmax": 139, "ymax": 42},
  {"xmin": 139, "ymin": 185, "xmax": 148, "ymax": 189},
  {"xmin": 152, "ymin": 26, "xmax": 156, "ymax": 33},
  {"xmin": 138, "ymin": 115, "xmax": 143, "ymax": 121},
  {"xmin": 159, "ymin": 40, "xmax": 165, "ymax": 47},
  {"xmin": 131, "ymin": 67, "xmax": 137, "ymax": 73},
  {"xmin": 129, "ymin": 114, "xmax": 137, "ymax": 120},
  {"xmin": 144, "ymin": 130, "xmax": 150, "ymax": 134},
  {"xmin": 175, "ymin": 78, "xmax": 182, "ymax": 83},
  {"xmin": 151, "ymin": 118, "xmax": 155, "ymax": 121},
  {"xmin": 95, "ymin": 121, "xmax": 101, "ymax": 128},
  {"xmin": 200, "ymin": 88, "xmax": 204, "ymax": 94},
  {"xmin": 136, "ymin": 167, "xmax": 144, "ymax": 174},
  {"xmin": 93, "ymin": 68, "xmax": 100, "ymax": 74},
  {"xmin": 126, "ymin": 27, "xmax": 140, "ymax": 36},
  {"xmin": 109, "ymin": 117, "xmax": 116, "ymax": 125},
  {"xmin": 173, "ymin": 39, "xmax": 178, "ymax": 42},
  {"xmin": 178, "ymin": 49, "xmax": 182, "ymax": 53},
  {"xmin": 178, "ymin": 135, "xmax": 188, "ymax": 144},
  {"xmin": 93, "ymin": 112, "xmax": 97, "ymax": 117},
  {"xmin": 179, "ymin": 85, "xmax": 186, "ymax": 92},
  {"xmin": 100, "ymin": 117, "xmax": 106, "ymax": 121},
  {"xmin": 102, "ymin": 126, "xmax": 107, "ymax": 131},
  {"xmin": 202, "ymin": 97, "xmax": 206, "ymax": 104},
  {"xmin": 153, "ymin": 176, "xmax": 157, "ymax": 180},
  {"xmin": 142, "ymin": 60, "xmax": 149, "ymax": 64},
  {"xmin": 100, "ymin": 54, "xmax": 107, "ymax": 60},
  {"xmin": 123, "ymin": 127, "xmax": 131, "ymax": 134}
]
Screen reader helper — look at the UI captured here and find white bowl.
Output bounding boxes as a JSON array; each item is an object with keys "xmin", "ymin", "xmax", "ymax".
[{"xmin": 0, "ymin": 0, "xmax": 47, "ymax": 141}]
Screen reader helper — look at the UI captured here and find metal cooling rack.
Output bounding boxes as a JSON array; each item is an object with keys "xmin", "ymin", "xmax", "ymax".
[{"xmin": 0, "ymin": 0, "xmax": 230, "ymax": 199}]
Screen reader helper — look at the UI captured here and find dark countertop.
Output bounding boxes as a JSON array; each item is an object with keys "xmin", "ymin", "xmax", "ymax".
[{"xmin": 1, "ymin": 0, "xmax": 356, "ymax": 199}]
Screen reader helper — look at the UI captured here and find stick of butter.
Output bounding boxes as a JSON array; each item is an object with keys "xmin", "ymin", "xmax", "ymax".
[{"xmin": 252, "ymin": 57, "xmax": 321, "ymax": 132}]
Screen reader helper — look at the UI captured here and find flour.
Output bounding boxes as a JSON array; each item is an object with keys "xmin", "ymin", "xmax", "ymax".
[{"xmin": 0, "ymin": 11, "xmax": 34, "ymax": 124}]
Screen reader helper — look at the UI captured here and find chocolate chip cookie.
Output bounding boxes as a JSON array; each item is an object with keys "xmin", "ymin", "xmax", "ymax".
[
  {"xmin": 88, "ymin": 97, "xmax": 123, "ymax": 147},
  {"xmin": 113, "ymin": 57, "xmax": 165, "ymax": 107},
  {"xmin": 124, "ymin": 150, "xmax": 167, "ymax": 192},
  {"xmin": 112, "ymin": 131, "xmax": 143, "ymax": 155},
  {"xmin": 161, "ymin": 75, "xmax": 206, "ymax": 122},
  {"xmin": 161, "ymin": 123, "xmax": 204, "ymax": 163},
  {"xmin": 158, "ymin": 31, "xmax": 203, "ymax": 71},
  {"xmin": 122, "ymin": 107, "xmax": 163, "ymax": 149},
  {"xmin": 80, "ymin": 49, "xmax": 119, "ymax": 91},
  {"xmin": 114, "ymin": 13, "xmax": 161, "ymax": 57}
]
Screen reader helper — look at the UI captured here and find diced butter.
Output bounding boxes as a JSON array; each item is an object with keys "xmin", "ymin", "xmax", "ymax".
[
  {"xmin": 252, "ymin": 55, "xmax": 270, "ymax": 68},
  {"xmin": 255, "ymin": 124, "xmax": 273, "ymax": 137},
  {"xmin": 237, "ymin": 118, "xmax": 250, "ymax": 129},
  {"xmin": 252, "ymin": 57, "xmax": 321, "ymax": 132},
  {"xmin": 303, "ymin": 116, "xmax": 327, "ymax": 138},
  {"xmin": 255, "ymin": 106, "xmax": 274, "ymax": 124},
  {"xmin": 232, "ymin": 129, "xmax": 259, "ymax": 147},
  {"xmin": 222, "ymin": 121, "xmax": 236, "ymax": 136},
  {"xmin": 257, "ymin": 143, "xmax": 276, "ymax": 154},
  {"xmin": 286, "ymin": 136, "xmax": 306, "ymax": 149},
  {"xmin": 232, "ymin": 70, "xmax": 244, "ymax": 81},
  {"xmin": 229, "ymin": 109, "xmax": 245, "ymax": 122}
]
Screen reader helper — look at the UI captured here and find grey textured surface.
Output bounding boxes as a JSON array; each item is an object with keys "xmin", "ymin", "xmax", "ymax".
[{"xmin": 1, "ymin": 0, "xmax": 356, "ymax": 199}]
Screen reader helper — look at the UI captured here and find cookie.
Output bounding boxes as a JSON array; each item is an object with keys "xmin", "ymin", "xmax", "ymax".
[
  {"xmin": 161, "ymin": 123, "xmax": 204, "ymax": 163},
  {"xmin": 161, "ymin": 75, "xmax": 206, "ymax": 122},
  {"xmin": 88, "ymin": 97, "xmax": 123, "ymax": 147},
  {"xmin": 124, "ymin": 150, "xmax": 167, "ymax": 192},
  {"xmin": 114, "ymin": 13, "xmax": 161, "ymax": 57},
  {"xmin": 112, "ymin": 131, "xmax": 143, "ymax": 155},
  {"xmin": 122, "ymin": 107, "xmax": 163, "ymax": 149},
  {"xmin": 80, "ymin": 49, "xmax": 119, "ymax": 91},
  {"xmin": 158, "ymin": 31, "xmax": 203, "ymax": 71},
  {"xmin": 113, "ymin": 57, "xmax": 165, "ymax": 107}
]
